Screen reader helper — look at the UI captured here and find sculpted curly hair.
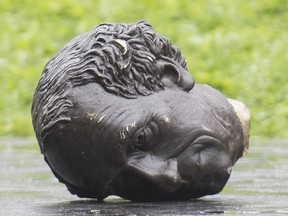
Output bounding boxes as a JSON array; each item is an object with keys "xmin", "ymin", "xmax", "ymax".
[{"xmin": 32, "ymin": 21, "xmax": 187, "ymax": 150}]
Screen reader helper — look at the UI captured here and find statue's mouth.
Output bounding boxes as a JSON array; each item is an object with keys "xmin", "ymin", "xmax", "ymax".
[{"xmin": 175, "ymin": 135, "xmax": 233, "ymax": 197}]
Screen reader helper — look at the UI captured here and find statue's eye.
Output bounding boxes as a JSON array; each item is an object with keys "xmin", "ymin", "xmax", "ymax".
[
  {"xmin": 132, "ymin": 127, "xmax": 153, "ymax": 152},
  {"xmin": 135, "ymin": 131, "xmax": 146, "ymax": 147}
]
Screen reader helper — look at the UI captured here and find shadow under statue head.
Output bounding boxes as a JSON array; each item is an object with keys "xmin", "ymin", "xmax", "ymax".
[{"xmin": 32, "ymin": 21, "xmax": 250, "ymax": 201}]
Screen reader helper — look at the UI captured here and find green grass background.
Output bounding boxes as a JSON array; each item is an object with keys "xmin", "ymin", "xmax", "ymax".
[{"xmin": 1, "ymin": 0, "xmax": 287, "ymax": 137}]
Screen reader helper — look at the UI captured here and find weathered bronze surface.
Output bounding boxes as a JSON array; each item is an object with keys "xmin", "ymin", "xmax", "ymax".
[{"xmin": 32, "ymin": 21, "xmax": 250, "ymax": 201}]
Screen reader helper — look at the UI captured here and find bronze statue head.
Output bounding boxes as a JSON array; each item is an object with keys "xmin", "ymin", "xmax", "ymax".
[{"xmin": 32, "ymin": 21, "xmax": 250, "ymax": 201}]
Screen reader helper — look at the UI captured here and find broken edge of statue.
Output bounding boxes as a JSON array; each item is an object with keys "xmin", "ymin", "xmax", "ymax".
[{"xmin": 32, "ymin": 21, "xmax": 250, "ymax": 201}]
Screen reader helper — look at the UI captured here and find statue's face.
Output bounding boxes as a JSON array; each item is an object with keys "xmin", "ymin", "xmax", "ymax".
[{"xmin": 44, "ymin": 77, "xmax": 249, "ymax": 201}]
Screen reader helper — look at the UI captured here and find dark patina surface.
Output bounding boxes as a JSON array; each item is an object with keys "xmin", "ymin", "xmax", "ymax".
[{"xmin": 31, "ymin": 21, "xmax": 250, "ymax": 201}]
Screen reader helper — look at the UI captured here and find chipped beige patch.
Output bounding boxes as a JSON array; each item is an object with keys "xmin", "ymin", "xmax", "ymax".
[
  {"xmin": 163, "ymin": 116, "xmax": 171, "ymax": 124},
  {"xmin": 114, "ymin": 39, "xmax": 128, "ymax": 54},
  {"xmin": 228, "ymin": 98, "xmax": 251, "ymax": 156},
  {"xmin": 202, "ymin": 125, "xmax": 212, "ymax": 132},
  {"xmin": 120, "ymin": 122, "xmax": 137, "ymax": 140},
  {"xmin": 87, "ymin": 113, "xmax": 107, "ymax": 123},
  {"xmin": 97, "ymin": 113, "xmax": 107, "ymax": 123},
  {"xmin": 87, "ymin": 113, "xmax": 97, "ymax": 121}
]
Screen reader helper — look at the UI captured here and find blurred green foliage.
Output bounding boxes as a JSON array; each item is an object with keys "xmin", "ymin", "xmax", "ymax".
[{"xmin": 0, "ymin": 0, "xmax": 287, "ymax": 137}]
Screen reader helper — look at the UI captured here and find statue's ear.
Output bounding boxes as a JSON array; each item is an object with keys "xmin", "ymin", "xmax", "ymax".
[{"xmin": 159, "ymin": 58, "xmax": 194, "ymax": 91}]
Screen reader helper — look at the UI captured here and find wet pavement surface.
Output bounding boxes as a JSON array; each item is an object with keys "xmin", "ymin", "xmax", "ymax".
[{"xmin": 1, "ymin": 137, "xmax": 288, "ymax": 215}]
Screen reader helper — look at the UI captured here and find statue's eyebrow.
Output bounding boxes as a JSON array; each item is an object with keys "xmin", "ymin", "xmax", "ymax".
[
  {"xmin": 120, "ymin": 121, "xmax": 138, "ymax": 140},
  {"xmin": 120, "ymin": 115, "xmax": 161, "ymax": 141}
]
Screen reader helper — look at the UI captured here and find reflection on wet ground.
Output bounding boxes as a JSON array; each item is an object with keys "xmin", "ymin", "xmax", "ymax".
[{"xmin": 1, "ymin": 138, "xmax": 288, "ymax": 215}]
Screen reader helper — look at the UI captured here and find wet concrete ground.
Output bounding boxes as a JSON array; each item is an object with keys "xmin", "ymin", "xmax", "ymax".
[{"xmin": 1, "ymin": 138, "xmax": 288, "ymax": 215}]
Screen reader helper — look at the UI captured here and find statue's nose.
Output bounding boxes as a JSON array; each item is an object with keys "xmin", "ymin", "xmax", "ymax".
[
  {"xmin": 127, "ymin": 156, "xmax": 182, "ymax": 193},
  {"xmin": 228, "ymin": 98, "xmax": 251, "ymax": 156}
]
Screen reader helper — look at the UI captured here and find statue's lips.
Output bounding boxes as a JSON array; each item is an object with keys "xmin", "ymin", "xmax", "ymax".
[
  {"xmin": 169, "ymin": 134, "xmax": 223, "ymax": 159},
  {"xmin": 175, "ymin": 136, "xmax": 233, "ymax": 195}
]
